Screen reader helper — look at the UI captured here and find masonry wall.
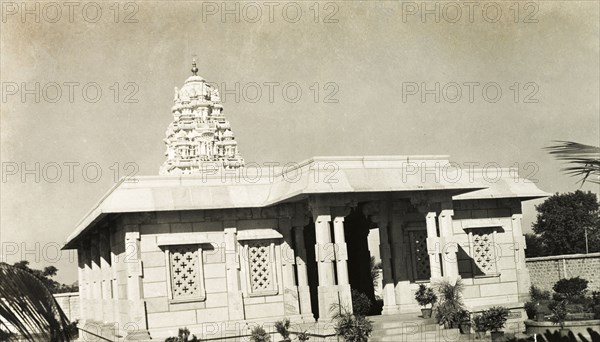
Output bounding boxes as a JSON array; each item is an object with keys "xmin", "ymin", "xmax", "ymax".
[
  {"xmin": 526, "ymin": 253, "xmax": 600, "ymax": 293},
  {"xmin": 54, "ymin": 292, "xmax": 80, "ymax": 321},
  {"xmin": 135, "ymin": 209, "xmax": 294, "ymax": 339}
]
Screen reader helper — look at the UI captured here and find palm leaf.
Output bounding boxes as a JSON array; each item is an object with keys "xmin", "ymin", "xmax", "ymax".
[
  {"xmin": 546, "ymin": 141, "xmax": 600, "ymax": 185},
  {"xmin": 0, "ymin": 263, "xmax": 73, "ymax": 341}
]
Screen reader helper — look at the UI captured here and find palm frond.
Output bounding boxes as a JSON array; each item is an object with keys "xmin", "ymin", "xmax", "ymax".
[
  {"xmin": 546, "ymin": 141, "xmax": 600, "ymax": 185},
  {"xmin": 0, "ymin": 263, "xmax": 73, "ymax": 341}
]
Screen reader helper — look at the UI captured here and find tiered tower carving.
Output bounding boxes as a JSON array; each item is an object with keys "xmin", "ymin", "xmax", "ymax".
[{"xmin": 159, "ymin": 61, "xmax": 245, "ymax": 175}]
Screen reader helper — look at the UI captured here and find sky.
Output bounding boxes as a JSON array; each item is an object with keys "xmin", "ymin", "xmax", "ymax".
[{"xmin": 1, "ymin": 1, "xmax": 599, "ymax": 284}]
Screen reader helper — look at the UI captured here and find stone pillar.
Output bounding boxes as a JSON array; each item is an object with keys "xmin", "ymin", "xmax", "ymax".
[
  {"xmin": 333, "ymin": 217, "xmax": 352, "ymax": 310},
  {"xmin": 314, "ymin": 211, "xmax": 339, "ymax": 320},
  {"xmin": 293, "ymin": 222, "xmax": 314, "ymax": 321},
  {"xmin": 99, "ymin": 230, "xmax": 113, "ymax": 323},
  {"xmin": 123, "ymin": 227, "xmax": 150, "ymax": 340},
  {"xmin": 439, "ymin": 208, "xmax": 459, "ymax": 282},
  {"xmin": 425, "ymin": 212, "xmax": 442, "ymax": 281},
  {"xmin": 370, "ymin": 202, "xmax": 399, "ymax": 315},
  {"xmin": 224, "ymin": 226, "xmax": 245, "ymax": 321},
  {"xmin": 90, "ymin": 235, "xmax": 103, "ymax": 321},
  {"xmin": 279, "ymin": 217, "xmax": 302, "ymax": 318},
  {"xmin": 78, "ymin": 243, "xmax": 90, "ymax": 321}
]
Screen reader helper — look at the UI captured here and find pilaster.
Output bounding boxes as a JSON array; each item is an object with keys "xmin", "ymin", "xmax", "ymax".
[
  {"xmin": 279, "ymin": 217, "xmax": 301, "ymax": 317},
  {"xmin": 425, "ymin": 212, "xmax": 442, "ymax": 281},
  {"xmin": 123, "ymin": 226, "xmax": 150, "ymax": 340},
  {"xmin": 512, "ymin": 214, "xmax": 531, "ymax": 302},
  {"xmin": 224, "ymin": 226, "xmax": 245, "ymax": 321},
  {"xmin": 439, "ymin": 207, "xmax": 459, "ymax": 282}
]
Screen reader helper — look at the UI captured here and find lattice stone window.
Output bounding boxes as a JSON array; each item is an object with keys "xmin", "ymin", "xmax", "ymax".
[
  {"xmin": 468, "ymin": 229, "xmax": 499, "ymax": 276},
  {"xmin": 410, "ymin": 230, "xmax": 431, "ymax": 281},
  {"xmin": 166, "ymin": 244, "xmax": 206, "ymax": 302},
  {"xmin": 243, "ymin": 240, "xmax": 278, "ymax": 296}
]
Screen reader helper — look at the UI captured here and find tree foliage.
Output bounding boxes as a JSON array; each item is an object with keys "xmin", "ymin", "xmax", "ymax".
[
  {"xmin": 532, "ymin": 190, "xmax": 600, "ymax": 255},
  {"xmin": 11, "ymin": 261, "xmax": 78, "ymax": 294},
  {"xmin": 546, "ymin": 141, "xmax": 600, "ymax": 186},
  {"xmin": 0, "ymin": 263, "xmax": 73, "ymax": 341}
]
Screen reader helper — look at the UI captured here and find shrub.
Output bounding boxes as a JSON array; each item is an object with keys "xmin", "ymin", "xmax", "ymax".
[
  {"xmin": 433, "ymin": 278, "xmax": 466, "ymax": 328},
  {"xmin": 164, "ymin": 328, "xmax": 199, "ymax": 342},
  {"xmin": 549, "ymin": 300, "xmax": 568, "ymax": 329},
  {"xmin": 415, "ymin": 284, "xmax": 437, "ymax": 308},
  {"xmin": 250, "ymin": 326, "xmax": 270, "ymax": 342},
  {"xmin": 330, "ymin": 304, "xmax": 373, "ymax": 342},
  {"xmin": 592, "ymin": 291, "xmax": 600, "ymax": 319},
  {"xmin": 552, "ymin": 277, "xmax": 588, "ymax": 302},
  {"xmin": 530, "ymin": 285, "xmax": 551, "ymax": 302},
  {"xmin": 524, "ymin": 301, "xmax": 537, "ymax": 319},
  {"xmin": 482, "ymin": 306, "xmax": 510, "ymax": 332},
  {"xmin": 296, "ymin": 331, "xmax": 310, "ymax": 342},
  {"xmin": 351, "ymin": 289, "xmax": 373, "ymax": 316},
  {"xmin": 456, "ymin": 309, "xmax": 471, "ymax": 324},
  {"xmin": 473, "ymin": 314, "xmax": 488, "ymax": 332},
  {"xmin": 274, "ymin": 319, "xmax": 291, "ymax": 342}
]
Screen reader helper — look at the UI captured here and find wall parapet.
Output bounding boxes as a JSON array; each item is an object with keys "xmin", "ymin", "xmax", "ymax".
[{"xmin": 526, "ymin": 252, "xmax": 600, "ymax": 262}]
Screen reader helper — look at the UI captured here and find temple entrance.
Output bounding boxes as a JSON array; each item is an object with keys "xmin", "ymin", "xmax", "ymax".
[{"xmin": 344, "ymin": 206, "xmax": 382, "ymax": 316}]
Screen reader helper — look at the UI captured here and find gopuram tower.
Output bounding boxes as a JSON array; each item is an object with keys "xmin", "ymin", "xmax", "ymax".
[{"xmin": 159, "ymin": 60, "xmax": 245, "ymax": 175}]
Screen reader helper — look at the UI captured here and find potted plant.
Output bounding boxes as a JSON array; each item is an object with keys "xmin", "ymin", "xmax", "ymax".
[
  {"xmin": 250, "ymin": 326, "xmax": 271, "ymax": 342},
  {"xmin": 433, "ymin": 278, "xmax": 465, "ymax": 328},
  {"xmin": 296, "ymin": 331, "xmax": 310, "ymax": 342},
  {"xmin": 472, "ymin": 314, "xmax": 488, "ymax": 339},
  {"xmin": 330, "ymin": 303, "xmax": 373, "ymax": 342},
  {"xmin": 164, "ymin": 327, "xmax": 200, "ymax": 342},
  {"xmin": 483, "ymin": 307, "xmax": 509, "ymax": 342},
  {"xmin": 415, "ymin": 284, "xmax": 437, "ymax": 318},
  {"xmin": 549, "ymin": 300, "xmax": 569, "ymax": 337},
  {"xmin": 274, "ymin": 319, "xmax": 291, "ymax": 342},
  {"xmin": 456, "ymin": 310, "xmax": 471, "ymax": 334}
]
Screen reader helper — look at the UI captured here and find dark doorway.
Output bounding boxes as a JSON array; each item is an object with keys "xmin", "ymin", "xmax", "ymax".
[
  {"xmin": 303, "ymin": 220, "xmax": 319, "ymax": 320},
  {"xmin": 344, "ymin": 206, "xmax": 382, "ymax": 315}
]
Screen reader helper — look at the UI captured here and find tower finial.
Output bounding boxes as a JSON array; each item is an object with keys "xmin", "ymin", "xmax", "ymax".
[{"xmin": 191, "ymin": 58, "xmax": 198, "ymax": 76}]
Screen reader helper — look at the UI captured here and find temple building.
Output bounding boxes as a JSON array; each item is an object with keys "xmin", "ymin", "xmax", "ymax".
[{"xmin": 63, "ymin": 63, "xmax": 548, "ymax": 341}]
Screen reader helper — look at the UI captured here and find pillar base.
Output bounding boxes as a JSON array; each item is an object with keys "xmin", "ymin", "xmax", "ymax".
[
  {"xmin": 381, "ymin": 304, "xmax": 400, "ymax": 315},
  {"xmin": 125, "ymin": 329, "xmax": 151, "ymax": 341},
  {"xmin": 227, "ymin": 291, "xmax": 245, "ymax": 321},
  {"xmin": 317, "ymin": 286, "xmax": 343, "ymax": 321},
  {"xmin": 337, "ymin": 284, "xmax": 353, "ymax": 313}
]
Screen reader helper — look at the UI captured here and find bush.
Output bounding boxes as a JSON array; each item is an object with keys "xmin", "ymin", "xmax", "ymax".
[
  {"xmin": 415, "ymin": 284, "xmax": 437, "ymax": 308},
  {"xmin": 552, "ymin": 277, "xmax": 588, "ymax": 302},
  {"xmin": 530, "ymin": 285, "xmax": 551, "ymax": 302},
  {"xmin": 330, "ymin": 305, "xmax": 373, "ymax": 342},
  {"xmin": 296, "ymin": 331, "xmax": 310, "ymax": 342},
  {"xmin": 473, "ymin": 314, "xmax": 488, "ymax": 332},
  {"xmin": 524, "ymin": 301, "xmax": 537, "ymax": 319},
  {"xmin": 592, "ymin": 291, "xmax": 600, "ymax": 319},
  {"xmin": 482, "ymin": 306, "xmax": 510, "ymax": 332},
  {"xmin": 164, "ymin": 328, "xmax": 199, "ymax": 342},
  {"xmin": 549, "ymin": 300, "xmax": 568, "ymax": 329},
  {"xmin": 250, "ymin": 326, "xmax": 270, "ymax": 342},
  {"xmin": 433, "ymin": 278, "xmax": 466, "ymax": 328},
  {"xmin": 274, "ymin": 319, "xmax": 291, "ymax": 342},
  {"xmin": 351, "ymin": 289, "xmax": 373, "ymax": 316}
]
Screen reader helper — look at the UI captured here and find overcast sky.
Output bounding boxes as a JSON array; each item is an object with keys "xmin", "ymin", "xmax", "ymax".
[{"xmin": 1, "ymin": 1, "xmax": 598, "ymax": 283}]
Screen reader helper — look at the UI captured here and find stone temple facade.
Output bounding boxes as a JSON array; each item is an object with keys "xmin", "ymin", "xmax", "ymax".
[{"xmin": 63, "ymin": 65, "xmax": 549, "ymax": 341}]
